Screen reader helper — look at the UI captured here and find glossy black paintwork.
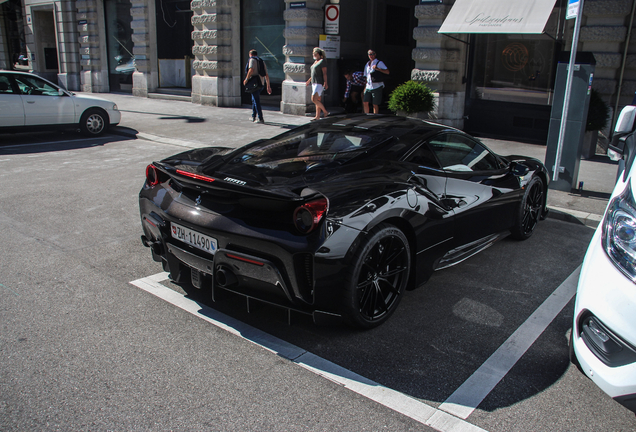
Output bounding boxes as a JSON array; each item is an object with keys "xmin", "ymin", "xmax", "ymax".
[{"xmin": 139, "ymin": 114, "xmax": 549, "ymax": 317}]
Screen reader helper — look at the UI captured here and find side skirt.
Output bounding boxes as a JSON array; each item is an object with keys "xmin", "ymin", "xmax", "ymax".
[{"xmin": 434, "ymin": 232, "xmax": 509, "ymax": 271}]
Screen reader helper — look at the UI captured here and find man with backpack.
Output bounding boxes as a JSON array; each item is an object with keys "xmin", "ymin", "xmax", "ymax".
[{"xmin": 243, "ymin": 49, "xmax": 271, "ymax": 124}]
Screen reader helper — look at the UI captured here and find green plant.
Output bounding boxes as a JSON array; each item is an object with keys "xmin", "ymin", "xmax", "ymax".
[
  {"xmin": 388, "ymin": 80, "xmax": 435, "ymax": 115},
  {"xmin": 586, "ymin": 88, "xmax": 609, "ymax": 132}
]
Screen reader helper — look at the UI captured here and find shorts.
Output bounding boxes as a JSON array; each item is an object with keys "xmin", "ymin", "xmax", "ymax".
[
  {"xmin": 312, "ymin": 83, "xmax": 324, "ymax": 96},
  {"xmin": 363, "ymin": 86, "xmax": 384, "ymax": 105}
]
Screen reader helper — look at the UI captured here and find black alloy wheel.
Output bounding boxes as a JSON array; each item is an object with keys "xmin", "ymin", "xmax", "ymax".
[
  {"xmin": 511, "ymin": 176, "xmax": 544, "ymax": 240},
  {"xmin": 344, "ymin": 223, "xmax": 411, "ymax": 328},
  {"xmin": 80, "ymin": 108, "xmax": 108, "ymax": 136}
]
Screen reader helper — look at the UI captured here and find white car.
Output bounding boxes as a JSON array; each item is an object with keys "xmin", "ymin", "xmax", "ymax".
[
  {"xmin": 571, "ymin": 105, "xmax": 636, "ymax": 414},
  {"xmin": 0, "ymin": 70, "xmax": 121, "ymax": 136}
]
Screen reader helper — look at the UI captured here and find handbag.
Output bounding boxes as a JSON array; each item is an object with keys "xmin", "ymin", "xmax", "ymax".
[
  {"xmin": 370, "ymin": 69, "xmax": 387, "ymax": 83},
  {"xmin": 244, "ymin": 76, "xmax": 263, "ymax": 93}
]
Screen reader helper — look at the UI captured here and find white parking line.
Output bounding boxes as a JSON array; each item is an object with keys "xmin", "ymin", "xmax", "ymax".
[
  {"xmin": 439, "ymin": 266, "xmax": 581, "ymax": 419},
  {"xmin": 130, "ymin": 273, "xmax": 488, "ymax": 432}
]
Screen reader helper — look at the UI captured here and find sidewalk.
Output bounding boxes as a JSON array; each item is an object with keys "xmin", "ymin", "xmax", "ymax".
[{"xmin": 101, "ymin": 92, "xmax": 618, "ymax": 229}]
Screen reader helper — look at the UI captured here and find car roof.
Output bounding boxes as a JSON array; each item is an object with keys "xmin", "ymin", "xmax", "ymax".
[{"xmin": 318, "ymin": 113, "xmax": 460, "ymax": 136}]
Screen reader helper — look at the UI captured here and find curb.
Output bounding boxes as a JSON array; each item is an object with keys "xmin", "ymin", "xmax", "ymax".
[{"xmin": 547, "ymin": 206, "xmax": 603, "ymax": 229}]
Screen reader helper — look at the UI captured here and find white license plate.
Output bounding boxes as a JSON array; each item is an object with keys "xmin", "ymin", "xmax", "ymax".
[{"xmin": 171, "ymin": 222, "xmax": 217, "ymax": 255}]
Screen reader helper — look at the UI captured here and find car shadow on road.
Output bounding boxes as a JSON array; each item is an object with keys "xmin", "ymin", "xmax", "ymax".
[
  {"xmin": 0, "ymin": 131, "xmax": 131, "ymax": 155},
  {"xmin": 161, "ymin": 218, "xmax": 594, "ymax": 414}
]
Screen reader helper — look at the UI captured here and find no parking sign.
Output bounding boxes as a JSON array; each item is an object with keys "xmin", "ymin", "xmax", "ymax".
[{"xmin": 325, "ymin": 4, "xmax": 339, "ymax": 35}]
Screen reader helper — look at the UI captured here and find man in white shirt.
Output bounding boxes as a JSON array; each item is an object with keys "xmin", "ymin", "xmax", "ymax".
[{"xmin": 363, "ymin": 50, "xmax": 390, "ymax": 114}]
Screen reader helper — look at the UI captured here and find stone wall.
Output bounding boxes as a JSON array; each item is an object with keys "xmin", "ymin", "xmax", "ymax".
[
  {"xmin": 577, "ymin": 0, "xmax": 636, "ymax": 130},
  {"xmin": 411, "ymin": 2, "xmax": 466, "ymax": 129},
  {"xmin": 0, "ymin": 7, "xmax": 8, "ymax": 70},
  {"xmin": 131, "ymin": 0, "xmax": 157, "ymax": 97},
  {"xmin": 281, "ymin": 0, "xmax": 325, "ymax": 115},
  {"xmin": 56, "ymin": 0, "xmax": 80, "ymax": 90},
  {"xmin": 76, "ymin": 0, "xmax": 109, "ymax": 92},
  {"xmin": 190, "ymin": 0, "xmax": 241, "ymax": 106}
]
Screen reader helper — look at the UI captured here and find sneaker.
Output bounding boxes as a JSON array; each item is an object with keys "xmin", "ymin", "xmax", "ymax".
[
  {"xmin": 250, "ymin": 117, "xmax": 256, "ymax": 122},
  {"xmin": 255, "ymin": 118, "xmax": 264, "ymax": 124}
]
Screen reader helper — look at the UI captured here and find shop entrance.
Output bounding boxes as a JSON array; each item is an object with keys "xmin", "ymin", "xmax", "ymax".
[
  {"xmin": 241, "ymin": 0, "xmax": 285, "ymax": 107},
  {"xmin": 155, "ymin": 0, "xmax": 194, "ymax": 91},
  {"xmin": 105, "ymin": 0, "xmax": 134, "ymax": 92}
]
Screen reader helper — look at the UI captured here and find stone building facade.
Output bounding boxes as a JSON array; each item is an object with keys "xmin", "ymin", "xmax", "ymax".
[{"xmin": 2, "ymin": 0, "xmax": 636, "ymax": 141}]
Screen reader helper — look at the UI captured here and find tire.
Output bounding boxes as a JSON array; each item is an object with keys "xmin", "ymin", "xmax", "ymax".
[
  {"xmin": 343, "ymin": 223, "xmax": 411, "ymax": 329},
  {"xmin": 80, "ymin": 108, "xmax": 108, "ymax": 136},
  {"xmin": 510, "ymin": 176, "xmax": 544, "ymax": 240}
]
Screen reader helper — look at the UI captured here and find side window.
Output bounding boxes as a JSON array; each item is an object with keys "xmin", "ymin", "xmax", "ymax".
[
  {"xmin": 404, "ymin": 143, "xmax": 440, "ymax": 169},
  {"xmin": 0, "ymin": 75, "xmax": 14, "ymax": 94},
  {"xmin": 14, "ymin": 75, "xmax": 59, "ymax": 96},
  {"xmin": 428, "ymin": 133, "xmax": 499, "ymax": 172}
]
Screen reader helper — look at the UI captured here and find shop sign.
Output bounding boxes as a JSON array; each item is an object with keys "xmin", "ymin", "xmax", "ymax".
[{"xmin": 289, "ymin": 2, "xmax": 306, "ymax": 8}]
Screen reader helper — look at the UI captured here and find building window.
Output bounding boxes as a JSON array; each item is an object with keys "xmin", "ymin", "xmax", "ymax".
[{"xmin": 470, "ymin": 34, "xmax": 559, "ymax": 106}]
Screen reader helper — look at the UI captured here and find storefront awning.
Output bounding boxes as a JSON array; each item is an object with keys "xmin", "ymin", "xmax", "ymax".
[{"xmin": 438, "ymin": 0, "xmax": 558, "ymax": 34}]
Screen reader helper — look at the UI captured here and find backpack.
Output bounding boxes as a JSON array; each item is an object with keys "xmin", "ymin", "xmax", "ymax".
[{"xmin": 256, "ymin": 57, "xmax": 266, "ymax": 77}]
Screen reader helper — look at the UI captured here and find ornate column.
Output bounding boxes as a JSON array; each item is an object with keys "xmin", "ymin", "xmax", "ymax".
[
  {"xmin": 281, "ymin": 0, "xmax": 324, "ymax": 116},
  {"xmin": 411, "ymin": 2, "xmax": 466, "ymax": 128},
  {"xmin": 76, "ymin": 0, "xmax": 109, "ymax": 92},
  {"xmin": 0, "ymin": 7, "xmax": 9, "ymax": 70},
  {"xmin": 191, "ymin": 0, "xmax": 240, "ymax": 107}
]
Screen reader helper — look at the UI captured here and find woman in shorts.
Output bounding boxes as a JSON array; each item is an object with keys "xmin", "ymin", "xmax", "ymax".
[{"xmin": 306, "ymin": 47, "xmax": 329, "ymax": 121}]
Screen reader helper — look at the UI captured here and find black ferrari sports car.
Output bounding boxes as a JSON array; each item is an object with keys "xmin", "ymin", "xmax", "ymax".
[{"xmin": 139, "ymin": 114, "xmax": 549, "ymax": 328}]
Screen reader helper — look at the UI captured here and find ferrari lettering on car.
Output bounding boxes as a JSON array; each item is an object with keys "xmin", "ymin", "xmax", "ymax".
[{"xmin": 139, "ymin": 114, "xmax": 549, "ymax": 328}]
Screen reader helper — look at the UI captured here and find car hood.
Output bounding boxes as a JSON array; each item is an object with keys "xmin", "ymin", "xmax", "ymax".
[{"xmin": 70, "ymin": 92, "xmax": 117, "ymax": 107}]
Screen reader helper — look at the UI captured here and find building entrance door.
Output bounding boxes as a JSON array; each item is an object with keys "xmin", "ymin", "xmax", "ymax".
[{"xmin": 105, "ymin": 0, "xmax": 134, "ymax": 92}]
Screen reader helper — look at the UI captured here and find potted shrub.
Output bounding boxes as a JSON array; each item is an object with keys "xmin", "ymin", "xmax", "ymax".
[
  {"xmin": 388, "ymin": 80, "xmax": 436, "ymax": 118},
  {"xmin": 582, "ymin": 88, "xmax": 610, "ymax": 158}
]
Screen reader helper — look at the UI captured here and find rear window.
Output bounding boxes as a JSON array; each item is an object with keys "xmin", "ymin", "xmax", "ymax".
[{"xmin": 227, "ymin": 127, "xmax": 393, "ymax": 171}]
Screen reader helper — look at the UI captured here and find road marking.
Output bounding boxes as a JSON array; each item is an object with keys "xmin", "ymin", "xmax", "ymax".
[
  {"xmin": 439, "ymin": 266, "xmax": 581, "ymax": 419},
  {"xmin": 0, "ymin": 282, "xmax": 19, "ymax": 296},
  {"xmin": 130, "ymin": 272, "xmax": 488, "ymax": 432}
]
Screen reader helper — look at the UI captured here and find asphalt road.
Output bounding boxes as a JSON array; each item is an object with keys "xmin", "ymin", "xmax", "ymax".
[{"xmin": 1, "ymin": 131, "xmax": 635, "ymax": 431}]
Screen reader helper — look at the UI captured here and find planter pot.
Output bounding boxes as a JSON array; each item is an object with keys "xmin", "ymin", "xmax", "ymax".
[{"xmin": 396, "ymin": 110, "xmax": 431, "ymax": 120}]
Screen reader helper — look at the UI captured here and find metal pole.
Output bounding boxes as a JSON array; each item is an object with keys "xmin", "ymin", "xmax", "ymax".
[{"xmin": 553, "ymin": 0, "xmax": 585, "ymax": 182}]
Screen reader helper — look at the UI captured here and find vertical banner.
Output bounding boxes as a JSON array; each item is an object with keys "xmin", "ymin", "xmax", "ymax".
[{"xmin": 325, "ymin": 4, "xmax": 340, "ymax": 35}]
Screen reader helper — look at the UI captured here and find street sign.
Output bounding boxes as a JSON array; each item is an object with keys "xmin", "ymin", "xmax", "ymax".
[
  {"xmin": 567, "ymin": 0, "xmax": 580, "ymax": 20},
  {"xmin": 319, "ymin": 34, "xmax": 340, "ymax": 59},
  {"xmin": 325, "ymin": 4, "xmax": 340, "ymax": 35}
]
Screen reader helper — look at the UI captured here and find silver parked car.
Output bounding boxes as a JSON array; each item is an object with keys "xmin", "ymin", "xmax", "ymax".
[{"xmin": 0, "ymin": 70, "xmax": 121, "ymax": 136}]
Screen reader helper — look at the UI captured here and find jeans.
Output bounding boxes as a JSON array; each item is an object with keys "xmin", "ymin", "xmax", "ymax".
[{"xmin": 251, "ymin": 87, "xmax": 264, "ymax": 120}]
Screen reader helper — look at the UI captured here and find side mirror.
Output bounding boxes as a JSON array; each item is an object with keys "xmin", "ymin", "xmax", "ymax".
[
  {"xmin": 58, "ymin": 88, "xmax": 66, "ymax": 96},
  {"xmin": 510, "ymin": 161, "xmax": 530, "ymax": 177}
]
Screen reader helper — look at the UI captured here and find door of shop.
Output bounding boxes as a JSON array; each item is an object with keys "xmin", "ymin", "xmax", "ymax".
[
  {"xmin": 241, "ymin": 0, "xmax": 285, "ymax": 107},
  {"xmin": 105, "ymin": 0, "xmax": 134, "ymax": 92}
]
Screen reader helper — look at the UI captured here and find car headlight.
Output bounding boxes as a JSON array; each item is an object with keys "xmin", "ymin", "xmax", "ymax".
[
  {"xmin": 113, "ymin": 104, "xmax": 119, "ymax": 111},
  {"xmin": 602, "ymin": 182, "xmax": 636, "ymax": 282}
]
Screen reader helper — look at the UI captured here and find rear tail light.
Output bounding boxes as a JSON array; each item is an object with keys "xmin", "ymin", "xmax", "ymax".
[
  {"xmin": 294, "ymin": 197, "xmax": 328, "ymax": 234},
  {"xmin": 146, "ymin": 164, "xmax": 160, "ymax": 187}
]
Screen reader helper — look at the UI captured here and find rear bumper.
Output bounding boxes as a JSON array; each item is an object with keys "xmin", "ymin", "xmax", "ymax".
[{"xmin": 139, "ymin": 197, "xmax": 345, "ymax": 322}]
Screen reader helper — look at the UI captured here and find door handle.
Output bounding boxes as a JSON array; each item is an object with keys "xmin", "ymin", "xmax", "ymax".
[{"xmin": 27, "ymin": 101, "xmax": 35, "ymax": 104}]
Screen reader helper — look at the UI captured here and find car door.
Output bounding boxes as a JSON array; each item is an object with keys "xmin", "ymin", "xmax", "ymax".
[
  {"xmin": 401, "ymin": 140, "xmax": 456, "ymax": 263},
  {"xmin": 0, "ymin": 74, "xmax": 26, "ymax": 127},
  {"xmin": 427, "ymin": 132, "xmax": 522, "ymax": 246},
  {"xmin": 14, "ymin": 74, "xmax": 76, "ymax": 126}
]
